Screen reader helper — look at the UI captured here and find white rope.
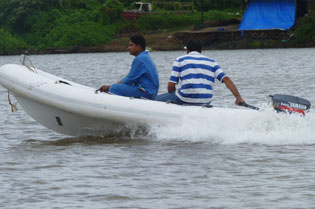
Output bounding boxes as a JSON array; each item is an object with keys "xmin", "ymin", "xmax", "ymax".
[
  {"xmin": 19, "ymin": 55, "xmax": 37, "ymax": 74},
  {"xmin": 7, "ymin": 55, "xmax": 37, "ymax": 112}
]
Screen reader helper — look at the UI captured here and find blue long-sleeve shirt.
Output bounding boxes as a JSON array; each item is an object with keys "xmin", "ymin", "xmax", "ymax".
[{"xmin": 122, "ymin": 51, "xmax": 159, "ymax": 98}]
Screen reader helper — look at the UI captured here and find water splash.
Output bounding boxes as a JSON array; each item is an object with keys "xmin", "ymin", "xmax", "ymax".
[{"xmin": 149, "ymin": 105, "xmax": 315, "ymax": 145}]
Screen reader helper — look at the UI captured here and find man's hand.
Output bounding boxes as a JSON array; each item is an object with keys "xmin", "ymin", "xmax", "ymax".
[
  {"xmin": 167, "ymin": 82, "xmax": 176, "ymax": 93},
  {"xmin": 99, "ymin": 85, "xmax": 110, "ymax": 92},
  {"xmin": 235, "ymin": 96, "xmax": 245, "ymax": 106}
]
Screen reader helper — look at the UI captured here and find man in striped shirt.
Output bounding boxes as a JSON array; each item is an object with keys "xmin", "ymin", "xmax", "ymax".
[{"xmin": 156, "ymin": 38, "xmax": 245, "ymax": 106}]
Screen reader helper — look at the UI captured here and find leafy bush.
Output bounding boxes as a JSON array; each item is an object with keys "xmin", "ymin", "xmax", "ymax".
[
  {"xmin": 134, "ymin": 10, "xmax": 237, "ymax": 32},
  {"xmin": 134, "ymin": 12, "xmax": 197, "ymax": 32},
  {"xmin": 41, "ymin": 10, "xmax": 115, "ymax": 48},
  {"xmin": 0, "ymin": 28, "xmax": 27, "ymax": 54},
  {"xmin": 19, "ymin": 8, "xmax": 118, "ymax": 50},
  {"xmin": 103, "ymin": 0, "xmax": 124, "ymax": 20},
  {"xmin": 193, "ymin": 0, "xmax": 241, "ymax": 11},
  {"xmin": 0, "ymin": 0, "xmax": 61, "ymax": 33},
  {"xmin": 104, "ymin": 0, "xmax": 123, "ymax": 9},
  {"xmin": 58, "ymin": 0, "xmax": 101, "ymax": 10},
  {"xmin": 294, "ymin": 13, "xmax": 315, "ymax": 44},
  {"xmin": 22, "ymin": 9, "xmax": 62, "ymax": 46},
  {"xmin": 45, "ymin": 21, "xmax": 113, "ymax": 48}
]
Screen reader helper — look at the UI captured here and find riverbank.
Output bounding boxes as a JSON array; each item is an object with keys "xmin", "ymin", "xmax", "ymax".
[
  {"xmin": 5, "ymin": 21, "xmax": 315, "ymax": 56},
  {"xmin": 21, "ymin": 32, "xmax": 184, "ymax": 55},
  {"xmin": 36, "ymin": 27, "xmax": 314, "ymax": 55}
]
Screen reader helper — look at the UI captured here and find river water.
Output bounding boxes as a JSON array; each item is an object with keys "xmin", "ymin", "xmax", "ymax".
[{"xmin": 1, "ymin": 48, "xmax": 315, "ymax": 208}]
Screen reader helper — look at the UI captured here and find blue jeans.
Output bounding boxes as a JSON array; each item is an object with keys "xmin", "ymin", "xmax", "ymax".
[
  {"xmin": 109, "ymin": 84, "xmax": 154, "ymax": 100},
  {"xmin": 156, "ymin": 91, "xmax": 212, "ymax": 106},
  {"xmin": 155, "ymin": 92, "xmax": 185, "ymax": 105}
]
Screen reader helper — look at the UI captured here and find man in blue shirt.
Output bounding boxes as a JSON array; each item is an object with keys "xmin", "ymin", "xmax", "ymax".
[
  {"xmin": 99, "ymin": 35, "xmax": 159, "ymax": 100},
  {"xmin": 156, "ymin": 38, "xmax": 245, "ymax": 106}
]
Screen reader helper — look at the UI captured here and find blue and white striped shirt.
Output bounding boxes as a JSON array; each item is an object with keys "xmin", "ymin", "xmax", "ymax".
[{"xmin": 169, "ymin": 51, "xmax": 227, "ymax": 104}]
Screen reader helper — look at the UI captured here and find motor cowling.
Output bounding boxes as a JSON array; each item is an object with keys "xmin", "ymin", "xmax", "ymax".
[{"xmin": 270, "ymin": 94, "xmax": 311, "ymax": 115}]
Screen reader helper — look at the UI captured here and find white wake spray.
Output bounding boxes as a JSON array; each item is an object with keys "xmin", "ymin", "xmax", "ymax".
[{"xmin": 149, "ymin": 104, "xmax": 315, "ymax": 145}]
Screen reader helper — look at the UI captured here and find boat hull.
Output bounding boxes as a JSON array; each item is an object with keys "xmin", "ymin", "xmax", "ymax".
[
  {"xmin": 0, "ymin": 64, "xmax": 255, "ymax": 136},
  {"xmin": 14, "ymin": 94, "xmax": 124, "ymax": 136}
]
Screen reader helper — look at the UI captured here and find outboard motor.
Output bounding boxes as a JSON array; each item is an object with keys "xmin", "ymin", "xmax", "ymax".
[{"xmin": 270, "ymin": 94, "xmax": 311, "ymax": 116}]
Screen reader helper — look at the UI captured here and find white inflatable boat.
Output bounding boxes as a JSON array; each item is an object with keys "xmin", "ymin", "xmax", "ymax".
[{"xmin": 0, "ymin": 61, "xmax": 310, "ymax": 136}]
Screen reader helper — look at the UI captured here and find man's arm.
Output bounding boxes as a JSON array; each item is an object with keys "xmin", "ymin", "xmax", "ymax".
[{"xmin": 222, "ymin": 76, "xmax": 245, "ymax": 105}]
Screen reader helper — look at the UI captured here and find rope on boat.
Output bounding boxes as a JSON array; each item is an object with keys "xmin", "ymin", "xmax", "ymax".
[
  {"xmin": 7, "ymin": 55, "xmax": 38, "ymax": 112},
  {"xmin": 19, "ymin": 55, "xmax": 37, "ymax": 74},
  {"xmin": 8, "ymin": 91, "xmax": 18, "ymax": 112}
]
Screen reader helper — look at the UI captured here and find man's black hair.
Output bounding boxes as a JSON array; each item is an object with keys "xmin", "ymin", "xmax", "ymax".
[
  {"xmin": 186, "ymin": 38, "xmax": 202, "ymax": 53},
  {"xmin": 130, "ymin": 35, "xmax": 146, "ymax": 50}
]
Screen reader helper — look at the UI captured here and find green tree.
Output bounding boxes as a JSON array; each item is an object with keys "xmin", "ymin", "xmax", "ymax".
[
  {"xmin": 193, "ymin": 0, "xmax": 241, "ymax": 11},
  {"xmin": 295, "ymin": 12, "xmax": 315, "ymax": 44},
  {"xmin": 0, "ymin": 28, "xmax": 27, "ymax": 54},
  {"xmin": 41, "ymin": 10, "xmax": 114, "ymax": 48},
  {"xmin": 103, "ymin": 0, "xmax": 124, "ymax": 21},
  {"xmin": 0, "ymin": 0, "xmax": 60, "ymax": 33}
]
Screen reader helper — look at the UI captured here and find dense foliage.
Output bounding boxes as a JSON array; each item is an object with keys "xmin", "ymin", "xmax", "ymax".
[
  {"xmin": 0, "ymin": 28, "xmax": 27, "ymax": 54},
  {"xmin": 193, "ymin": 0, "xmax": 242, "ymax": 11},
  {"xmin": 0, "ymin": 0, "xmax": 242, "ymax": 54},
  {"xmin": 0, "ymin": 0, "xmax": 125, "ymax": 53},
  {"xmin": 294, "ymin": 12, "xmax": 315, "ymax": 44},
  {"xmin": 2, "ymin": 0, "xmax": 313, "ymax": 54},
  {"xmin": 134, "ymin": 10, "xmax": 234, "ymax": 32}
]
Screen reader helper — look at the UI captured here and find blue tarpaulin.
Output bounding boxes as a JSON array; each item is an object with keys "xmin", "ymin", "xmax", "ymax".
[{"xmin": 238, "ymin": 0, "xmax": 296, "ymax": 30}]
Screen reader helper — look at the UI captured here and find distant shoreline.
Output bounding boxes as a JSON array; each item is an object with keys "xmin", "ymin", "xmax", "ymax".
[{"xmin": 3, "ymin": 29, "xmax": 315, "ymax": 56}]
